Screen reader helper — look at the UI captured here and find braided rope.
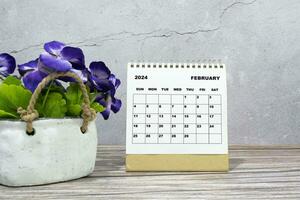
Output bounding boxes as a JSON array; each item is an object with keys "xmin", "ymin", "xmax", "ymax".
[{"xmin": 18, "ymin": 71, "xmax": 96, "ymax": 134}]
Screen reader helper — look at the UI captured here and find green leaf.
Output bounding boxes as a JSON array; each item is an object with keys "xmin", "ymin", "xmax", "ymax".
[
  {"xmin": 89, "ymin": 92, "xmax": 102, "ymax": 102},
  {"xmin": 2, "ymin": 75, "xmax": 21, "ymax": 86},
  {"xmin": 0, "ymin": 83, "xmax": 31, "ymax": 118},
  {"xmin": 91, "ymin": 102, "xmax": 105, "ymax": 113},
  {"xmin": 36, "ymin": 92, "xmax": 67, "ymax": 118},
  {"xmin": 45, "ymin": 83, "xmax": 66, "ymax": 96},
  {"xmin": 67, "ymin": 104, "xmax": 82, "ymax": 116},
  {"xmin": 65, "ymin": 83, "xmax": 83, "ymax": 105},
  {"xmin": 65, "ymin": 83, "xmax": 104, "ymax": 117},
  {"xmin": 65, "ymin": 83, "xmax": 84, "ymax": 117},
  {"xmin": 0, "ymin": 109, "xmax": 18, "ymax": 118}
]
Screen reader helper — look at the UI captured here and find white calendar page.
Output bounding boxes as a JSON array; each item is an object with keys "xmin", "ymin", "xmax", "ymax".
[{"xmin": 126, "ymin": 63, "xmax": 228, "ymax": 154}]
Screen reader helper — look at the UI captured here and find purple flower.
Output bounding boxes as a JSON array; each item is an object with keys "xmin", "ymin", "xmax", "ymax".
[
  {"xmin": 42, "ymin": 41, "xmax": 85, "ymax": 71},
  {"xmin": 0, "ymin": 53, "xmax": 16, "ymax": 77},
  {"xmin": 89, "ymin": 61, "xmax": 115, "ymax": 92},
  {"xmin": 23, "ymin": 70, "xmax": 48, "ymax": 92},
  {"xmin": 18, "ymin": 59, "xmax": 59, "ymax": 92},
  {"xmin": 18, "ymin": 58, "xmax": 47, "ymax": 92},
  {"xmin": 88, "ymin": 61, "xmax": 122, "ymax": 119},
  {"xmin": 19, "ymin": 41, "xmax": 87, "ymax": 92},
  {"xmin": 18, "ymin": 59, "xmax": 38, "ymax": 76}
]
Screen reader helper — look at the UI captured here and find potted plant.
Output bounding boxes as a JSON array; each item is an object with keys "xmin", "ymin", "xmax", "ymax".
[{"xmin": 0, "ymin": 41, "xmax": 122, "ymax": 186}]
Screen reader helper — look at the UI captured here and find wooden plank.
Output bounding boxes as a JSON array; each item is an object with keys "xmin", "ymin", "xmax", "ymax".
[{"xmin": 0, "ymin": 145, "xmax": 299, "ymax": 199}]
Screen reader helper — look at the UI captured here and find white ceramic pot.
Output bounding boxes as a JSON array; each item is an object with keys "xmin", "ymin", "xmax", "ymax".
[{"xmin": 0, "ymin": 118, "xmax": 97, "ymax": 186}]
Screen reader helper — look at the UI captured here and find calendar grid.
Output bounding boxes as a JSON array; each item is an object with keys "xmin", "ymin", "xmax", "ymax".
[
  {"xmin": 195, "ymin": 94, "xmax": 197, "ymax": 143},
  {"xmin": 156, "ymin": 95, "xmax": 159, "ymax": 143},
  {"xmin": 169, "ymin": 94, "xmax": 172, "ymax": 143},
  {"xmin": 145, "ymin": 95, "xmax": 148, "ymax": 143},
  {"xmin": 208, "ymin": 95, "xmax": 210, "ymax": 144},
  {"xmin": 132, "ymin": 94, "xmax": 222, "ymax": 144},
  {"xmin": 220, "ymin": 95, "xmax": 223, "ymax": 144},
  {"xmin": 132, "ymin": 94, "xmax": 135, "ymax": 144}
]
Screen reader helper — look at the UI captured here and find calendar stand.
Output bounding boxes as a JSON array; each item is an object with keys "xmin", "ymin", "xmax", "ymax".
[
  {"xmin": 126, "ymin": 62, "xmax": 229, "ymax": 171},
  {"xmin": 126, "ymin": 154, "xmax": 228, "ymax": 171}
]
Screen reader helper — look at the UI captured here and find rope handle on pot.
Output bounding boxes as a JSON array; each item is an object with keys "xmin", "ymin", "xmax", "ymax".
[{"xmin": 17, "ymin": 71, "xmax": 96, "ymax": 135}]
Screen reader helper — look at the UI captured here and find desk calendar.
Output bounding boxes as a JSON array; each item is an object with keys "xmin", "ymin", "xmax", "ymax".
[{"xmin": 126, "ymin": 62, "xmax": 229, "ymax": 171}]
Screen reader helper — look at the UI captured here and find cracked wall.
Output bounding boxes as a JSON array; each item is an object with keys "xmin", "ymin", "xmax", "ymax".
[{"xmin": 0, "ymin": 0, "xmax": 299, "ymax": 144}]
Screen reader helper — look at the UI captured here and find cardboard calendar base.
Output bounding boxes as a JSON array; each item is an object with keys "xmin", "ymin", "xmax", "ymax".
[{"xmin": 126, "ymin": 154, "xmax": 229, "ymax": 172}]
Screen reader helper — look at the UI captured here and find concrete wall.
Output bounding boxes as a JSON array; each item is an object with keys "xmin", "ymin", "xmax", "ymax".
[{"xmin": 0, "ymin": 0, "xmax": 299, "ymax": 144}]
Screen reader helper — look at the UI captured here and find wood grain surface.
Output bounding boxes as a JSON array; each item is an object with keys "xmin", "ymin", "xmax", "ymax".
[{"xmin": 0, "ymin": 145, "xmax": 299, "ymax": 200}]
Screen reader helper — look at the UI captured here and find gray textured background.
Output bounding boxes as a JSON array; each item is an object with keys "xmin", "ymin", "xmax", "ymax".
[{"xmin": 0, "ymin": 0, "xmax": 299, "ymax": 144}]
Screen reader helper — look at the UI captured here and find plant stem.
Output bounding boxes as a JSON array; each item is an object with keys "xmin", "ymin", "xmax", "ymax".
[
  {"xmin": 91, "ymin": 92, "xmax": 103, "ymax": 103},
  {"xmin": 42, "ymin": 80, "xmax": 54, "ymax": 110}
]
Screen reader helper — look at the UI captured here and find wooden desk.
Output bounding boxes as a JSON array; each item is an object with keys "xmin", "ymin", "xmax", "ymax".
[{"xmin": 1, "ymin": 145, "xmax": 299, "ymax": 199}]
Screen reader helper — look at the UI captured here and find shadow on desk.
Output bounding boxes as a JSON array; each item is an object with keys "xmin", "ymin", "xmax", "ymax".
[{"xmin": 229, "ymin": 158, "xmax": 244, "ymax": 170}]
